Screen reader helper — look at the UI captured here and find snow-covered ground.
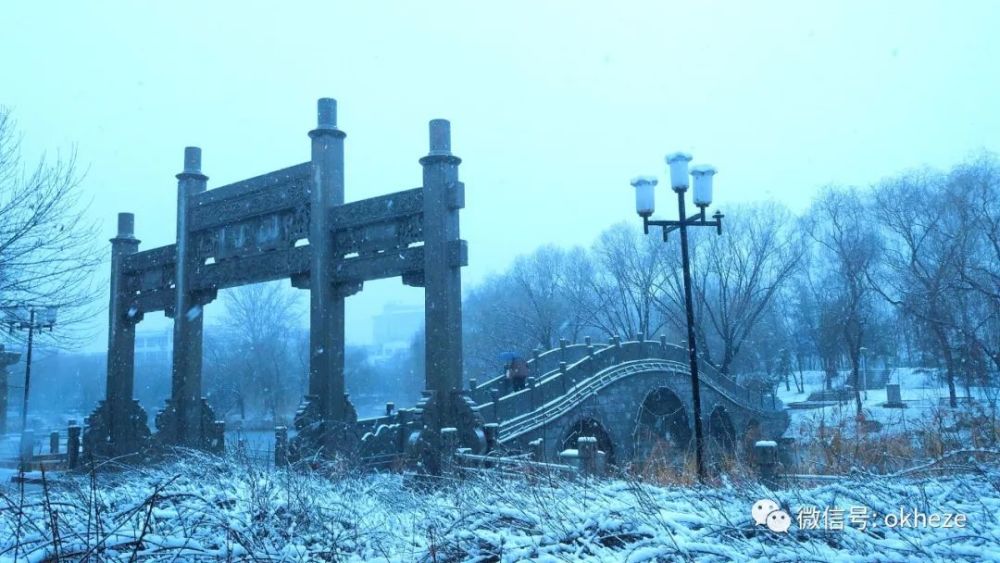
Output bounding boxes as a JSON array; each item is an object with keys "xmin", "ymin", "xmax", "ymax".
[
  {"xmin": 0, "ymin": 453, "xmax": 998, "ymax": 562},
  {"xmin": 778, "ymin": 368, "xmax": 997, "ymax": 439}
]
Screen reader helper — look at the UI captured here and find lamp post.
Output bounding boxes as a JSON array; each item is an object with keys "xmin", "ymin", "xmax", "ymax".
[
  {"xmin": 631, "ymin": 152, "xmax": 723, "ymax": 482},
  {"xmin": 4, "ymin": 305, "xmax": 57, "ymax": 465}
]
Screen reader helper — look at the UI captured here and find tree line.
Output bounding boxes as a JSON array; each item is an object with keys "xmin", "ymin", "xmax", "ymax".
[
  {"xmin": 2, "ymin": 102, "xmax": 996, "ymax": 422},
  {"xmin": 462, "ymin": 154, "xmax": 1000, "ymax": 412}
]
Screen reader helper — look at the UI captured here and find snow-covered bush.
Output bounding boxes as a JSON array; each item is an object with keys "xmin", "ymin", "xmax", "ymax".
[{"xmin": 1, "ymin": 451, "xmax": 998, "ymax": 562}]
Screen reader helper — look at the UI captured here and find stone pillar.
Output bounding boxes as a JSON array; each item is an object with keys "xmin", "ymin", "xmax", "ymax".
[
  {"xmin": 20, "ymin": 429, "xmax": 34, "ymax": 467},
  {"xmin": 419, "ymin": 119, "xmax": 464, "ymax": 430},
  {"xmin": 49, "ymin": 431, "xmax": 59, "ymax": 454},
  {"xmin": 168, "ymin": 147, "xmax": 210, "ymax": 447},
  {"xmin": 67, "ymin": 423, "xmax": 80, "ymax": 469},
  {"xmin": 483, "ymin": 423, "xmax": 498, "ymax": 453},
  {"xmin": 84, "ymin": 215, "xmax": 151, "ymax": 458},
  {"xmin": 107, "ymin": 213, "xmax": 142, "ymax": 448},
  {"xmin": 308, "ymin": 98, "xmax": 350, "ymax": 422},
  {"xmin": 529, "ymin": 438, "xmax": 544, "ymax": 462},
  {"xmin": 754, "ymin": 440, "xmax": 779, "ymax": 488},
  {"xmin": 577, "ymin": 436, "xmax": 599, "ymax": 475},
  {"xmin": 885, "ymin": 383, "xmax": 904, "ymax": 407}
]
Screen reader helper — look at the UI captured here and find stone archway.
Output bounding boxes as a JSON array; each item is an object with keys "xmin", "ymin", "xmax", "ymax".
[
  {"xmin": 562, "ymin": 418, "xmax": 616, "ymax": 465},
  {"xmin": 632, "ymin": 387, "xmax": 692, "ymax": 466}
]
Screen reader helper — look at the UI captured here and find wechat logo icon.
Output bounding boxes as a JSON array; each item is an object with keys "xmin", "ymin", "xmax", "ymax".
[{"xmin": 752, "ymin": 499, "xmax": 791, "ymax": 533}]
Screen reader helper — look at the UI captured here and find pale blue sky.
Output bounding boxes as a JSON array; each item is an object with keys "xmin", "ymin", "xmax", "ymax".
[{"xmin": 3, "ymin": 1, "xmax": 998, "ymax": 347}]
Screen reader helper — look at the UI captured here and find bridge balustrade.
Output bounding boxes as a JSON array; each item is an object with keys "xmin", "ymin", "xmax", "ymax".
[{"xmin": 469, "ymin": 342, "xmax": 596, "ymax": 403}]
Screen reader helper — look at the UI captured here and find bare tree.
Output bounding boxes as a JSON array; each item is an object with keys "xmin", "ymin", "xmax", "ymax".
[
  {"xmin": 873, "ymin": 169, "xmax": 979, "ymax": 407},
  {"xmin": 206, "ymin": 281, "xmax": 304, "ymax": 422},
  {"xmin": 654, "ymin": 202, "xmax": 804, "ymax": 376},
  {"xmin": 953, "ymin": 155, "xmax": 1000, "ymax": 376},
  {"xmin": 462, "ymin": 245, "xmax": 608, "ymax": 379},
  {"xmin": 589, "ymin": 223, "xmax": 669, "ymax": 340},
  {"xmin": 806, "ymin": 186, "xmax": 883, "ymax": 413},
  {"xmin": 506, "ymin": 245, "xmax": 576, "ymax": 349},
  {"xmin": 0, "ymin": 109, "xmax": 101, "ymax": 344}
]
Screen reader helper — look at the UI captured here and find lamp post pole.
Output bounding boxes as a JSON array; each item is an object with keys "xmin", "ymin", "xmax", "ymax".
[
  {"xmin": 19, "ymin": 308, "xmax": 35, "ymax": 437},
  {"xmin": 4, "ymin": 305, "xmax": 57, "ymax": 468},
  {"xmin": 675, "ymin": 189, "xmax": 705, "ymax": 482},
  {"xmin": 631, "ymin": 153, "xmax": 723, "ymax": 483}
]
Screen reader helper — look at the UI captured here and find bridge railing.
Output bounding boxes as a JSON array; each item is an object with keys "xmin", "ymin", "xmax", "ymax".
[
  {"xmin": 468, "ymin": 341, "xmax": 599, "ymax": 403},
  {"xmin": 480, "ymin": 338, "xmax": 665, "ymax": 423},
  {"xmin": 1, "ymin": 423, "xmax": 82, "ymax": 471},
  {"xmin": 476, "ymin": 336, "xmax": 784, "ymax": 428},
  {"xmin": 499, "ymin": 359, "xmax": 692, "ymax": 441}
]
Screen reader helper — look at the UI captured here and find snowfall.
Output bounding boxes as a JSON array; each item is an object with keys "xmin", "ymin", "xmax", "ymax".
[
  {"xmin": 1, "ymin": 368, "xmax": 999, "ymax": 562},
  {"xmin": 0, "ymin": 450, "xmax": 996, "ymax": 562}
]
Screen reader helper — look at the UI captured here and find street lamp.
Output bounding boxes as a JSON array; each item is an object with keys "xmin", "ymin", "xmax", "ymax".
[
  {"xmin": 630, "ymin": 152, "xmax": 724, "ymax": 482},
  {"xmin": 4, "ymin": 305, "xmax": 57, "ymax": 466}
]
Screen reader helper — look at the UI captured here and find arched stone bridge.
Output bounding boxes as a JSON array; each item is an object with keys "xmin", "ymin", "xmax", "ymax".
[{"xmin": 466, "ymin": 337, "xmax": 789, "ymax": 465}]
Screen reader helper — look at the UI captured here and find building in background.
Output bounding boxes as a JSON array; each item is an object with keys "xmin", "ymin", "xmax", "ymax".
[
  {"xmin": 371, "ymin": 303, "xmax": 423, "ymax": 360},
  {"xmin": 135, "ymin": 328, "xmax": 173, "ymax": 364}
]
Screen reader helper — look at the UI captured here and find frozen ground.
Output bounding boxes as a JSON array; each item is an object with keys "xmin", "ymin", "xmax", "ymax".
[
  {"xmin": 0, "ymin": 453, "xmax": 998, "ymax": 562},
  {"xmin": 777, "ymin": 368, "xmax": 997, "ymax": 441}
]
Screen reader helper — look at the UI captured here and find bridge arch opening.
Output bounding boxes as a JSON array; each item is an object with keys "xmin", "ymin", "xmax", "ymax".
[
  {"xmin": 562, "ymin": 418, "xmax": 616, "ymax": 465},
  {"xmin": 706, "ymin": 406, "xmax": 737, "ymax": 469},
  {"xmin": 633, "ymin": 387, "xmax": 692, "ymax": 465}
]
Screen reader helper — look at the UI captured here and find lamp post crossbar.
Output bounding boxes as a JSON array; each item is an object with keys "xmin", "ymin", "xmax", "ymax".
[{"xmin": 643, "ymin": 207, "xmax": 724, "ymax": 240}]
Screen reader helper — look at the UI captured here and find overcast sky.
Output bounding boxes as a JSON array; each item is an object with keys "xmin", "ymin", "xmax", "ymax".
[{"xmin": 3, "ymin": 1, "xmax": 998, "ymax": 348}]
